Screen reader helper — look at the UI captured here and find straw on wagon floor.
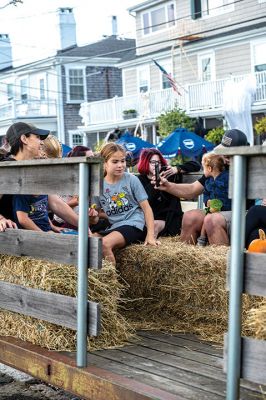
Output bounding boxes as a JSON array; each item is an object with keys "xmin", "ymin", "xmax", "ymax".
[
  {"xmin": 0, "ymin": 255, "xmax": 134, "ymax": 351},
  {"xmin": 116, "ymin": 237, "xmax": 262, "ymax": 344}
]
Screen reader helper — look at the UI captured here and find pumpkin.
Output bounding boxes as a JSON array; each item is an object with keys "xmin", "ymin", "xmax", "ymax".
[{"xmin": 247, "ymin": 229, "xmax": 266, "ymax": 253}]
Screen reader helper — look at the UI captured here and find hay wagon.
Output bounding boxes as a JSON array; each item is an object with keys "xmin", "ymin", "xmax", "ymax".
[{"xmin": 0, "ymin": 155, "xmax": 265, "ymax": 400}]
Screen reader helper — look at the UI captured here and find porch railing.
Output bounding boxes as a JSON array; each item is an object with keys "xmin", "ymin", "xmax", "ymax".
[
  {"xmin": 79, "ymin": 71, "xmax": 266, "ymax": 127},
  {"xmin": 0, "ymin": 99, "xmax": 57, "ymax": 120}
]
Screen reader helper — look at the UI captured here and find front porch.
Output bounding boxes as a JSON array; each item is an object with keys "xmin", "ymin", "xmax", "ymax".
[{"xmin": 78, "ymin": 71, "xmax": 266, "ymax": 133}]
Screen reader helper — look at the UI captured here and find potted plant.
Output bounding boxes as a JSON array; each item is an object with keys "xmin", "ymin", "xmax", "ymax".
[
  {"xmin": 254, "ymin": 116, "xmax": 266, "ymax": 144},
  {"xmin": 122, "ymin": 109, "xmax": 138, "ymax": 119}
]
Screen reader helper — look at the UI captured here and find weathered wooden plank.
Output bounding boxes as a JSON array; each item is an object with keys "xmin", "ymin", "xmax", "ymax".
[
  {"xmin": 96, "ymin": 347, "xmax": 227, "ymax": 397},
  {"xmin": 0, "ymin": 336, "xmax": 179, "ymax": 400},
  {"xmin": 228, "ymin": 156, "xmax": 266, "ymax": 198},
  {"xmin": 224, "ymin": 335, "xmax": 266, "ymax": 385},
  {"xmin": 89, "ymin": 163, "xmax": 103, "ymax": 197},
  {"xmin": 0, "ymin": 157, "xmax": 102, "ymax": 195},
  {"xmin": 215, "ymin": 145, "xmax": 266, "ymax": 156},
  {"xmin": 226, "ymin": 252, "xmax": 266, "ymax": 296},
  {"xmin": 138, "ymin": 331, "xmax": 223, "ymax": 357},
  {"xmin": 182, "ymin": 173, "xmax": 202, "ymax": 184},
  {"xmin": 131, "ymin": 336, "xmax": 221, "ymax": 369},
  {"xmin": 0, "ymin": 229, "xmax": 102, "ymax": 269},
  {"xmin": 86, "ymin": 353, "xmax": 225, "ymax": 400},
  {"xmin": 0, "ymin": 281, "xmax": 100, "ymax": 336}
]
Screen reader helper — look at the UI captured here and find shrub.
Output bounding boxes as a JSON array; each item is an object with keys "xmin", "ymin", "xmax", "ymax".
[
  {"xmin": 205, "ymin": 126, "xmax": 225, "ymax": 145},
  {"xmin": 254, "ymin": 116, "xmax": 266, "ymax": 136},
  {"xmin": 156, "ymin": 108, "xmax": 195, "ymax": 137}
]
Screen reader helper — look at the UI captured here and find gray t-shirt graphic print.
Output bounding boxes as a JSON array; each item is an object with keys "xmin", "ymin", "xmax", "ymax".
[{"xmin": 95, "ymin": 172, "xmax": 148, "ymax": 231}]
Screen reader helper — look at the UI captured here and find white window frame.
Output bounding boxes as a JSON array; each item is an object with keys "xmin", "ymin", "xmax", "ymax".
[
  {"xmin": 201, "ymin": 0, "xmax": 234, "ymax": 18},
  {"xmin": 39, "ymin": 78, "xmax": 45, "ymax": 100},
  {"xmin": 251, "ymin": 39, "xmax": 266, "ymax": 72},
  {"xmin": 65, "ymin": 65, "xmax": 87, "ymax": 103},
  {"xmin": 69, "ymin": 130, "xmax": 86, "ymax": 148},
  {"xmin": 158, "ymin": 59, "xmax": 173, "ymax": 90},
  {"xmin": 198, "ymin": 51, "xmax": 216, "ymax": 82},
  {"xmin": 141, "ymin": 2, "xmax": 176, "ymax": 36},
  {"xmin": 137, "ymin": 65, "xmax": 150, "ymax": 93},
  {"xmin": 20, "ymin": 78, "xmax": 28, "ymax": 103},
  {"xmin": 7, "ymin": 83, "xmax": 14, "ymax": 101}
]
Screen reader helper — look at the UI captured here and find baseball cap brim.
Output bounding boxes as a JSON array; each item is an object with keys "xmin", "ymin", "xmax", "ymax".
[{"xmin": 30, "ymin": 127, "xmax": 50, "ymax": 140}]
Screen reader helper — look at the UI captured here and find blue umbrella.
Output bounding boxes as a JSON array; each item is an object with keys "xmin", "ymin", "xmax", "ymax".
[
  {"xmin": 157, "ymin": 128, "xmax": 214, "ymax": 158},
  {"xmin": 62, "ymin": 143, "xmax": 72, "ymax": 157},
  {"xmin": 116, "ymin": 133, "xmax": 155, "ymax": 157}
]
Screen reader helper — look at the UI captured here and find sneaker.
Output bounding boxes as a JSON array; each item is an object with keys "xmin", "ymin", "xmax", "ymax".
[{"xmin": 197, "ymin": 236, "xmax": 208, "ymax": 246}]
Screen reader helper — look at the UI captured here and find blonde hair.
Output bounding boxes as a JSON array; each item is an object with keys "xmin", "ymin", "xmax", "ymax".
[
  {"xmin": 202, "ymin": 153, "xmax": 225, "ymax": 172},
  {"xmin": 41, "ymin": 135, "xmax": 62, "ymax": 159}
]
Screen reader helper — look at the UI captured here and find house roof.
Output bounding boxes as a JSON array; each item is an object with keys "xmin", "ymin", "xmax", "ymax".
[{"xmin": 57, "ymin": 35, "xmax": 136, "ymax": 63}]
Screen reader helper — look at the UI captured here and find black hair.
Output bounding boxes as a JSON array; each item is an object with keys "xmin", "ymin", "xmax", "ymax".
[{"xmin": 10, "ymin": 133, "xmax": 31, "ymax": 155}]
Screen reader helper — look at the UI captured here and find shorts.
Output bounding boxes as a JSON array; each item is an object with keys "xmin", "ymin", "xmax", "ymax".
[
  {"xmin": 220, "ymin": 211, "xmax": 232, "ymax": 239},
  {"xmin": 99, "ymin": 225, "xmax": 147, "ymax": 245}
]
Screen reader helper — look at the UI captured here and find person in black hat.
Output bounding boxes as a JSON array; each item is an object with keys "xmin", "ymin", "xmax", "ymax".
[
  {"xmin": 152, "ymin": 128, "xmax": 249, "ymax": 246},
  {"xmin": 0, "ymin": 122, "xmax": 79, "ymax": 232}
]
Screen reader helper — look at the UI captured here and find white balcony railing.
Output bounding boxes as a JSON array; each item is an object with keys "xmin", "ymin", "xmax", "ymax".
[
  {"xmin": 0, "ymin": 99, "xmax": 57, "ymax": 120},
  {"xmin": 79, "ymin": 71, "xmax": 266, "ymax": 128}
]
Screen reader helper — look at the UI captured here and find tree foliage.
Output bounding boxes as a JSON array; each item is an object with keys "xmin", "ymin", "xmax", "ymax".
[
  {"xmin": 205, "ymin": 126, "xmax": 225, "ymax": 145},
  {"xmin": 156, "ymin": 108, "xmax": 195, "ymax": 137}
]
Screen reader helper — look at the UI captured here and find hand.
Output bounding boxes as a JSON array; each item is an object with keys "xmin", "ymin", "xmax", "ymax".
[
  {"xmin": 143, "ymin": 234, "xmax": 161, "ymax": 246},
  {"xmin": 0, "ymin": 218, "xmax": 17, "ymax": 232},
  {"xmin": 261, "ymin": 198, "xmax": 266, "ymax": 206},
  {"xmin": 52, "ymin": 225, "xmax": 65, "ymax": 233},
  {"xmin": 151, "ymin": 174, "xmax": 170, "ymax": 191},
  {"xmin": 160, "ymin": 166, "xmax": 178, "ymax": 179},
  {"xmin": 89, "ymin": 208, "xmax": 98, "ymax": 217}
]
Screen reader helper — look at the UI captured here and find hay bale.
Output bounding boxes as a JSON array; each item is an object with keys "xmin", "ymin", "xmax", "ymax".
[
  {"xmin": 116, "ymin": 237, "xmax": 260, "ymax": 343},
  {"xmin": 0, "ymin": 255, "xmax": 134, "ymax": 351},
  {"xmin": 245, "ymin": 299, "xmax": 266, "ymax": 340}
]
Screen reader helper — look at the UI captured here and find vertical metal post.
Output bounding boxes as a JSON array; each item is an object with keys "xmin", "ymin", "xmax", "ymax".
[
  {"xmin": 77, "ymin": 162, "xmax": 89, "ymax": 367},
  {"xmin": 226, "ymin": 155, "xmax": 246, "ymax": 400}
]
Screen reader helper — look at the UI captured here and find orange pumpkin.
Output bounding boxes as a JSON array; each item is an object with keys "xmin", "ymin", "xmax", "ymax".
[{"xmin": 248, "ymin": 229, "xmax": 266, "ymax": 253}]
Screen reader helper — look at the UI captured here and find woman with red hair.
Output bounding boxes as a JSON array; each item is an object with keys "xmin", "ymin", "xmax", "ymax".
[{"xmin": 137, "ymin": 148, "xmax": 184, "ymax": 238}]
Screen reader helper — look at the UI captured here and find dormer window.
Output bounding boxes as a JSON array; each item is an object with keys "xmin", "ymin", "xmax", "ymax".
[
  {"xmin": 142, "ymin": 2, "xmax": 176, "ymax": 35},
  {"xmin": 192, "ymin": 0, "xmax": 234, "ymax": 19}
]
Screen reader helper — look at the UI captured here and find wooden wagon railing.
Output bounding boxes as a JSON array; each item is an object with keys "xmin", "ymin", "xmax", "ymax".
[
  {"xmin": 0, "ymin": 157, "xmax": 103, "ymax": 367},
  {"xmin": 216, "ymin": 145, "xmax": 266, "ymax": 400}
]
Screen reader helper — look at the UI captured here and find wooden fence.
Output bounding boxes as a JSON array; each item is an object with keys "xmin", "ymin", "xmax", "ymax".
[
  {"xmin": 216, "ymin": 146, "xmax": 266, "ymax": 399},
  {"xmin": 0, "ymin": 157, "xmax": 103, "ymax": 365}
]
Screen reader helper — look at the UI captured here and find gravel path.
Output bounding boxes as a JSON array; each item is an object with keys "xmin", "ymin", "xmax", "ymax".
[{"xmin": 0, "ymin": 364, "xmax": 82, "ymax": 400}]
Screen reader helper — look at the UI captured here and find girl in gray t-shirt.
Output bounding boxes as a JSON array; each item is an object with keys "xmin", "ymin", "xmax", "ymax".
[{"xmin": 93, "ymin": 143, "xmax": 160, "ymax": 264}]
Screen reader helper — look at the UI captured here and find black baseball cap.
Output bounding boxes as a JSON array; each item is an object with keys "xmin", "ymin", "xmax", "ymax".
[
  {"xmin": 214, "ymin": 129, "xmax": 249, "ymax": 151},
  {"xmin": 6, "ymin": 122, "xmax": 50, "ymax": 147}
]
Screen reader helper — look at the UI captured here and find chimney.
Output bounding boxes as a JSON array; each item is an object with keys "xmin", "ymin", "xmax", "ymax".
[
  {"xmin": 57, "ymin": 7, "xmax": 77, "ymax": 50},
  {"xmin": 109, "ymin": 15, "xmax": 117, "ymax": 36},
  {"xmin": 0, "ymin": 34, "xmax": 12, "ymax": 70}
]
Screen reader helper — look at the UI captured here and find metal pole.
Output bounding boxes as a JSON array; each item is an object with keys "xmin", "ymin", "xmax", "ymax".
[
  {"xmin": 77, "ymin": 162, "xmax": 89, "ymax": 367},
  {"xmin": 226, "ymin": 155, "xmax": 246, "ymax": 400}
]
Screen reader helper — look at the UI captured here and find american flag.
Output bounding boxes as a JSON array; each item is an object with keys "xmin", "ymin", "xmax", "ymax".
[{"xmin": 153, "ymin": 59, "xmax": 181, "ymax": 95}]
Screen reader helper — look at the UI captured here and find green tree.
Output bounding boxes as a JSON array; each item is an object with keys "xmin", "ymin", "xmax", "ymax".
[
  {"xmin": 156, "ymin": 108, "xmax": 195, "ymax": 137},
  {"xmin": 205, "ymin": 126, "xmax": 225, "ymax": 145}
]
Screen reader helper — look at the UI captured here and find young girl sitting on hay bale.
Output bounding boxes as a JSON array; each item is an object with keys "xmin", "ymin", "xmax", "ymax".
[
  {"xmin": 197, "ymin": 153, "xmax": 231, "ymax": 246},
  {"xmin": 92, "ymin": 143, "xmax": 159, "ymax": 265}
]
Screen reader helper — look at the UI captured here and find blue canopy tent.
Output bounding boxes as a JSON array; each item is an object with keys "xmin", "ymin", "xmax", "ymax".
[
  {"xmin": 116, "ymin": 133, "xmax": 155, "ymax": 158},
  {"xmin": 157, "ymin": 128, "xmax": 214, "ymax": 158}
]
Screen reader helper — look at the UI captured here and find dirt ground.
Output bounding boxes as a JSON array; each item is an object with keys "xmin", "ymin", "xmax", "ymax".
[{"xmin": 0, "ymin": 364, "xmax": 82, "ymax": 400}]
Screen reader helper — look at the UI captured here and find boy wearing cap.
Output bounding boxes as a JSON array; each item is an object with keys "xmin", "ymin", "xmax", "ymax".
[
  {"xmin": 0, "ymin": 122, "xmax": 79, "ymax": 231},
  {"xmin": 153, "ymin": 129, "xmax": 249, "ymax": 246}
]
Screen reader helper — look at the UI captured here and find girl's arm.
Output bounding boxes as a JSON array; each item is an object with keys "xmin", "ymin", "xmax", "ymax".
[{"xmin": 139, "ymin": 199, "xmax": 160, "ymax": 246}]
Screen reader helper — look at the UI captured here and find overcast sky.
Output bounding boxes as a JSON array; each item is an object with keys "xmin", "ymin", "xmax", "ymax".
[{"xmin": 0, "ymin": 0, "xmax": 142, "ymax": 66}]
